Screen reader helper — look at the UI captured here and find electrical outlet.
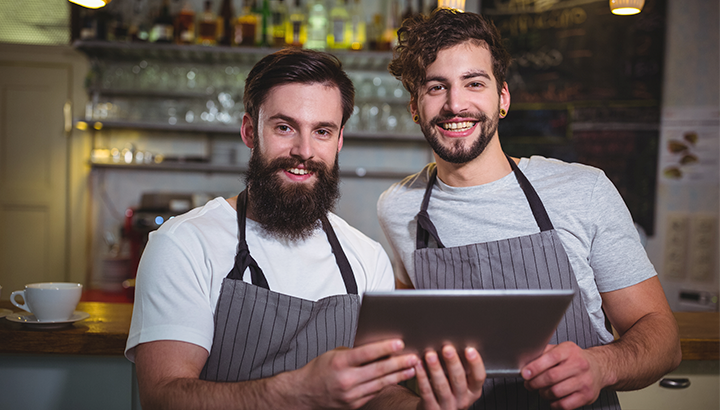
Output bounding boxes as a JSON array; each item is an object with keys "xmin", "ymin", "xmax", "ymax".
[
  {"xmin": 664, "ymin": 213, "xmax": 690, "ymax": 279},
  {"xmin": 689, "ymin": 215, "xmax": 718, "ymax": 282}
]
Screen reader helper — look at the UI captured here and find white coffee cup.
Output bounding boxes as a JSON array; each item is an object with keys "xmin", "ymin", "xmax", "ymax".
[{"xmin": 10, "ymin": 282, "xmax": 83, "ymax": 322}]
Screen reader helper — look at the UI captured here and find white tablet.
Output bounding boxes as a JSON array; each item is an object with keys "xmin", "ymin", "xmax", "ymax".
[{"xmin": 353, "ymin": 289, "xmax": 575, "ymax": 377}]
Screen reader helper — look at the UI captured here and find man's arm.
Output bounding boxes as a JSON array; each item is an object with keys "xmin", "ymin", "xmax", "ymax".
[
  {"xmin": 522, "ymin": 276, "xmax": 682, "ymax": 409},
  {"xmin": 135, "ymin": 338, "xmax": 419, "ymax": 410}
]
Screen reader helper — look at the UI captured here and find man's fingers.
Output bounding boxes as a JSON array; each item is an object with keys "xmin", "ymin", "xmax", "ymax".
[
  {"xmin": 441, "ymin": 345, "xmax": 467, "ymax": 392},
  {"xmin": 465, "ymin": 347, "xmax": 486, "ymax": 392},
  {"xmin": 522, "ymin": 344, "xmax": 565, "ymax": 382},
  {"xmin": 425, "ymin": 350, "xmax": 455, "ymax": 407},
  {"xmin": 352, "ymin": 365, "xmax": 418, "ymax": 402},
  {"xmin": 345, "ymin": 339, "xmax": 407, "ymax": 367},
  {"xmin": 414, "ymin": 360, "xmax": 439, "ymax": 406}
]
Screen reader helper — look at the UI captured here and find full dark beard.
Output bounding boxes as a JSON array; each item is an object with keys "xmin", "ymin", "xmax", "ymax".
[
  {"xmin": 420, "ymin": 108, "xmax": 500, "ymax": 164},
  {"xmin": 244, "ymin": 150, "xmax": 340, "ymax": 242}
]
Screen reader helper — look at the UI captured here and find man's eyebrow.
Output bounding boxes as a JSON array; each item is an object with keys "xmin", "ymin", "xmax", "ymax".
[
  {"xmin": 423, "ymin": 70, "xmax": 492, "ymax": 84},
  {"xmin": 462, "ymin": 70, "xmax": 492, "ymax": 81},
  {"xmin": 268, "ymin": 113, "xmax": 339, "ymax": 131}
]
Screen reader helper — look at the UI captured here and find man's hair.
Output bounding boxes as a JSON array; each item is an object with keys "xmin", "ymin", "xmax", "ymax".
[
  {"xmin": 388, "ymin": 8, "xmax": 512, "ymax": 101},
  {"xmin": 244, "ymin": 48, "xmax": 355, "ymax": 129}
]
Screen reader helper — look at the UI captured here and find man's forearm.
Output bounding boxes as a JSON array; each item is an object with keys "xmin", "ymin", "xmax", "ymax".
[
  {"xmin": 142, "ymin": 370, "xmax": 302, "ymax": 410},
  {"xmin": 589, "ymin": 311, "xmax": 682, "ymax": 391},
  {"xmin": 362, "ymin": 384, "xmax": 420, "ymax": 410}
]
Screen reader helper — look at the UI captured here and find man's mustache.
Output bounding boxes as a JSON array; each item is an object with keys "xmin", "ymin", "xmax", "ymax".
[{"xmin": 430, "ymin": 112, "xmax": 488, "ymax": 127}]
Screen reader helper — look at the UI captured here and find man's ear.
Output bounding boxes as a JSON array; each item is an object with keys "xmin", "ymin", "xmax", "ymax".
[
  {"xmin": 337, "ymin": 127, "xmax": 344, "ymax": 152},
  {"xmin": 409, "ymin": 99, "xmax": 418, "ymax": 119},
  {"xmin": 240, "ymin": 113, "xmax": 255, "ymax": 149},
  {"xmin": 500, "ymin": 82, "xmax": 511, "ymax": 113}
]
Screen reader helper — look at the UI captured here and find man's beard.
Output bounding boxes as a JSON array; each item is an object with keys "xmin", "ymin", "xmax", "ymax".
[
  {"xmin": 244, "ymin": 149, "xmax": 340, "ymax": 242},
  {"xmin": 419, "ymin": 107, "xmax": 500, "ymax": 164}
]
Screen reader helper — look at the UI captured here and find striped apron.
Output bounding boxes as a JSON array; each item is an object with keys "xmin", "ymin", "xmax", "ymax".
[
  {"xmin": 414, "ymin": 157, "xmax": 621, "ymax": 409},
  {"xmin": 200, "ymin": 190, "xmax": 361, "ymax": 382}
]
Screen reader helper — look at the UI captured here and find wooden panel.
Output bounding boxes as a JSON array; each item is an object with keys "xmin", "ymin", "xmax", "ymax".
[
  {"xmin": 674, "ymin": 311, "xmax": 720, "ymax": 360},
  {"xmin": 0, "ymin": 205, "xmax": 50, "ymax": 289},
  {"xmin": 0, "ymin": 63, "xmax": 69, "ymax": 294}
]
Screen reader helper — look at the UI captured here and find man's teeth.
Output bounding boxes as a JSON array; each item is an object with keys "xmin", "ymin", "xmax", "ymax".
[
  {"xmin": 441, "ymin": 121, "xmax": 475, "ymax": 131},
  {"xmin": 287, "ymin": 168, "xmax": 310, "ymax": 175}
]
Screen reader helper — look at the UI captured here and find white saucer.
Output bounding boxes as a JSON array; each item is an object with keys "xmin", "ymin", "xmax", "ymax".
[
  {"xmin": 0, "ymin": 308, "xmax": 12, "ymax": 318},
  {"xmin": 5, "ymin": 311, "xmax": 90, "ymax": 329}
]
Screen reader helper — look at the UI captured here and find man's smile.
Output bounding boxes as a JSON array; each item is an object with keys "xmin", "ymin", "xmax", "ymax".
[
  {"xmin": 438, "ymin": 120, "xmax": 477, "ymax": 132},
  {"xmin": 286, "ymin": 167, "xmax": 312, "ymax": 176}
]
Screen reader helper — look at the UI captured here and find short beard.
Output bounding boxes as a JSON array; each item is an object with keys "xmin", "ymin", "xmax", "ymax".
[
  {"xmin": 420, "ymin": 108, "xmax": 500, "ymax": 164},
  {"xmin": 244, "ymin": 149, "xmax": 340, "ymax": 242}
]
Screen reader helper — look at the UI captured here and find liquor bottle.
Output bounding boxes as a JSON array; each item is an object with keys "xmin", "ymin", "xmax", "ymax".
[
  {"xmin": 327, "ymin": 0, "xmax": 350, "ymax": 49},
  {"xmin": 379, "ymin": 0, "xmax": 400, "ymax": 51},
  {"xmin": 306, "ymin": 0, "xmax": 328, "ymax": 50},
  {"xmin": 217, "ymin": 0, "xmax": 235, "ymax": 46},
  {"xmin": 235, "ymin": 0, "xmax": 258, "ymax": 46},
  {"xmin": 271, "ymin": 0, "xmax": 288, "ymax": 46},
  {"xmin": 367, "ymin": 13, "xmax": 383, "ymax": 50},
  {"xmin": 150, "ymin": 0, "xmax": 174, "ymax": 43},
  {"xmin": 197, "ymin": 0, "xmax": 218, "ymax": 45},
  {"xmin": 258, "ymin": 0, "xmax": 272, "ymax": 46},
  {"xmin": 285, "ymin": 0, "xmax": 307, "ymax": 47},
  {"xmin": 348, "ymin": 0, "xmax": 365, "ymax": 50},
  {"xmin": 175, "ymin": 1, "xmax": 196, "ymax": 44},
  {"xmin": 129, "ymin": 0, "xmax": 150, "ymax": 42}
]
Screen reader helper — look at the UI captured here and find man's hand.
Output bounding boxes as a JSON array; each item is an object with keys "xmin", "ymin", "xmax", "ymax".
[
  {"xmin": 521, "ymin": 342, "xmax": 607, "ymax": 410},
  {"xmin": 414, "ymin": 345, "xmax": 486, "ymax": 410},
  {"xmin": 293, "ymin": 339, "xmax": 419, "ymax": 409}
]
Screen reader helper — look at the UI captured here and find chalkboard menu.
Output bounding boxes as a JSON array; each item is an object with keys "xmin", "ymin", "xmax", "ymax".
[{"xmin": 482, "ymin": 0, "xmax": 666, "ymax": 235}]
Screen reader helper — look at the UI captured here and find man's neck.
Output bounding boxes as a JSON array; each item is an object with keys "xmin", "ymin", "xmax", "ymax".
[{"xmin": 434, "ymin": 137, "xmax": 516, "ymax": 187}]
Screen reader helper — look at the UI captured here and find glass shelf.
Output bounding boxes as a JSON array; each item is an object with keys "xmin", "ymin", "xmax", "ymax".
[
  {"xmin": 90, "ymin": 161, "xmax": 413, "ymax": 179},
  {"xmin": 75, "ymin": 119, "xmax": 425, "ymax": 142},
  {"xmin": 73, "ymin": 40, "xmax": 394, "ymax": 71}
]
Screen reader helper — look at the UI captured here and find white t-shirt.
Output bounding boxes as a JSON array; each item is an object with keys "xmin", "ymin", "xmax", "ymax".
[
  {"xmin": 377, "ymin": 156, "xmax": 657, "ymax": 343},
  {"xmin": 125, "ymin": 197, "xmax": 394, "ymax": 361}
]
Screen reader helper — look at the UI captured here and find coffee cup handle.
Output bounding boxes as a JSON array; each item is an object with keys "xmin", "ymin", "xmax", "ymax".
[{"xmin": 10, "ymin": 290, "xmax": 32, "ymax": 313}]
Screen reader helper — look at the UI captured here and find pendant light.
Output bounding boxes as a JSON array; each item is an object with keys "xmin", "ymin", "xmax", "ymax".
[
  {"xmin": 437, "ymin": 0, "xmax": 465, "ymax": 12},
  {"xmin": 610, "ymin": 0, "xmax": 644, "ymax": 15},
  {"xmin": 69, "ymin": 0, "xmax": 112, "ymax": 9}
]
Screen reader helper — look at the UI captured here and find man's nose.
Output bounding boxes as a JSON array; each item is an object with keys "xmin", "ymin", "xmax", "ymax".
[
  {"xmin": 444, "ymin": 87, "xmax": 469, "ymax": 115},
  {"xmin": 289, "ymin": 133, "xmax": 313, "ymax": 161}
]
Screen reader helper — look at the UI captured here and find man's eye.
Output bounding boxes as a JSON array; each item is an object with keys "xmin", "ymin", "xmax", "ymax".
[{"xmin": 278, "ymin": 125, "xmax": 291, "ymax": 132}]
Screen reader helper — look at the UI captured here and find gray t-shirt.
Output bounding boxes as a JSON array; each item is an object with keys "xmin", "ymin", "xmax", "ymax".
[{"xmin": 377, "ymin": 156, "xmax": 656, "ymax": 343}]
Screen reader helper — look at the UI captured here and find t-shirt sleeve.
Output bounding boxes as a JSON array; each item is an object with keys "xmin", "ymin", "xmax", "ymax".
[
  {"xmin": 368, "ymin": 243, "xmax": 396, "ymax": 292},
  {"xmin": 587, "ymin": 173, "xmax": 657, "ymax": 292},
  {"xmin": 125, "ymin": 229, "xmax": 216, "ymax": 362}
]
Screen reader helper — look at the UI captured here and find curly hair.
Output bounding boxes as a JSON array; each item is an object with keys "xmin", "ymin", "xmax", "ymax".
[
  {"xmin": 388, "ymin": 8, "xmax": 511, "ymax": 102},
  {"xmin": 244, "ymin": 48, "xmax": 355, "ymax": 129}
]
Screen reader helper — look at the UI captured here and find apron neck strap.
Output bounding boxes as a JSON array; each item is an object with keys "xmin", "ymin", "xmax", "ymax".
[
  {"xmin": 416, "ymin": 167, "xmax": 445, "ymax": 249},
  {"xmin": 321, "ymin": 216, "xmax": 358, "ymax": 295},
  {"xmin": 415, "ymin": 157, "xmax": 554, "ymax": 250},
  {"xmin": 505, "ymin": 155, "xmax": 554, "ymax": 232},
  {"xmin": 229, "ymin": 190, "xmax": 358, "ymax": 295},
  {"xmin": 228, "ymin": 190, "xmax": 269, "ymax": 288}
]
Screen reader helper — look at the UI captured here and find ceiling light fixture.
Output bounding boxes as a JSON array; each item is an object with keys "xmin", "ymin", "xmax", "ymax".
[
  {"xmin": 610, "ymin": 0, "xmax": 644, "ymax": 15},
  {"xmin": 68, "ymin": 0, "xmax": 111, "ymax": 10}
]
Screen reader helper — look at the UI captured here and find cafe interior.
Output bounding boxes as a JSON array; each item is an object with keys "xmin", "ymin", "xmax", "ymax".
[{"xmin": 0, "ymin": 0, "xmax": 717, "ymax": 408}]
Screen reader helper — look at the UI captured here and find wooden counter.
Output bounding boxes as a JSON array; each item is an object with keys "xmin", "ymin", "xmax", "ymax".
[
  {"xmin": 0, "ymin": 302, "xmax": 717, "ymax": 360},
  {"xmin": 0, "ymin": 301, "xmax": 132, "ymax": 356}
]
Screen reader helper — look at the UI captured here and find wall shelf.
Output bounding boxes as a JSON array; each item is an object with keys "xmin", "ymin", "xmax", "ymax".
[
  {"xmin": 90, "ymin": 161, "xmax": 413, "ymax": 179},
  {"xmin": 73, "ymin": 40, "xmax": 394, "ymax": 72}
]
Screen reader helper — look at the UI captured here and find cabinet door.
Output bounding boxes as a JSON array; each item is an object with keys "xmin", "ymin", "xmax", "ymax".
[{"xmin": 0, "ymin": 63, "xmax": 70, "ymax": 294}]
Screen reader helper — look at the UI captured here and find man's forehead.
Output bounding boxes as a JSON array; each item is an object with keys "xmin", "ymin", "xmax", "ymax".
[{"xmin": 259, "ymin": 83, "xmax": 343, "ymax": 126}]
